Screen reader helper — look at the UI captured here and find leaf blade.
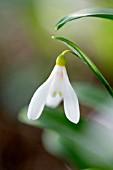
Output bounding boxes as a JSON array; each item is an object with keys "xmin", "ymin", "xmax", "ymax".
[
  {"xmin": 56, "ymin": 8, "xmax": 113, "ymax": 30},
  {"xmin": 52, "ymin": 36, "xmax": 113, "ymax": 98}
]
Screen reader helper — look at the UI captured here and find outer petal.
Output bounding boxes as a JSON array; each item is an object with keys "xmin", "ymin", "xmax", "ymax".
[
  {"xmin": 27, "ymin": 66, "xmax": 56, "ymax": 120},
  {"xmin": 46, "ymin": 94, "xmax": 62, "ymax": 108},
  {"xmin": 62, "ymin": 67, "xmax": 80, "ymax": 124}
]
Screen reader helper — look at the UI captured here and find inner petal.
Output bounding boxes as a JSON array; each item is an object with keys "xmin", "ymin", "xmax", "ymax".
[
  {"xmin": 49, "ymin": 67, "xmax": 63, "ymax": 97},
  {"xmin": 46, "ymin": 94, "xmax": 62, "ymax": 108}
]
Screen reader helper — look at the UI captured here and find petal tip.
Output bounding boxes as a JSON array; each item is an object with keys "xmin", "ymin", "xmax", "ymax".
[
  {"xmin": 68, "ymin": 115, "xmax": 80, "ymax": 124},
  {"xmin": 27, "ymin": 112, "xmax": 36, "ymax": 120},
  {"xmin": 27, "ymin": 107, "xmax": 38, "ymax": 120},
  {"xmin": 64, "ymin": 105, "xmax": 80, "ymax": 124}
]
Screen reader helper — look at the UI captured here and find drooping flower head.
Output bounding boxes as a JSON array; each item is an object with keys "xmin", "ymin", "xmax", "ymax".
[{"xmin": 27, "ymin": 53, "xmax": 80, "ymax": 124}]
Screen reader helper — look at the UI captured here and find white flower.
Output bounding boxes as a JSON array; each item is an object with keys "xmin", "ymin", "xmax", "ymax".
[{"xmin": 27, "ymin": 54, "xmax": 80, "ymax": 124}]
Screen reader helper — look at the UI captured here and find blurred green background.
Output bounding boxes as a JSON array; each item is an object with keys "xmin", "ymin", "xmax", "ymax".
[{"xmin": 0, "ymin": 0, "xmax": 113, "ymax": 170}]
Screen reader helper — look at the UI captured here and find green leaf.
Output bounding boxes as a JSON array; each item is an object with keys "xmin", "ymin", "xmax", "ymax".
[
  {"xmin": 73, "ymin": 82, "xmax": 108, "ymax": 108},
  {"xmin": 42, "ymin": 128, "xmax": 113, "ymax": 170},
  {"xmin": 55, "ymin": 8, "xmax": 113, "ymax": 30},
  {"xmin": 18, "ymin": 96, "xmax": 113, "ymax": 169},
  {"xmin": 52, "ymin": 36, "xmax": 113, "ymax": 98},
  {"xmin": 18, "ymin": 82, "xmax": 113, "ymax": 169},
  {"xmin": 82, "ymin": 169, "xmax": 103, "ymax": 170}
]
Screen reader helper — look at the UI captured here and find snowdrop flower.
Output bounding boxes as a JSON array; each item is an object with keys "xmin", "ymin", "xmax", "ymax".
[{"xmin": 27, "ymin": 53, "xmax": 80, "ymax": 124}]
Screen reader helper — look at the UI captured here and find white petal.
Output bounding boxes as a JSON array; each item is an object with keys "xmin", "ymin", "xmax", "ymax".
[
  {"xmin": 27, "ymin": 66, "xmax": 56, "ymax": 120},
  {"xmin": 49, "ymin": 65, "xmax": 63, "ymax": 96},
  {"xmin": 62, "ymin": 67, "xmax": 80, "ymax": 124},
  {"xmin": 46, "ymin": 94, "xmax": 62, "ymax": 108}
]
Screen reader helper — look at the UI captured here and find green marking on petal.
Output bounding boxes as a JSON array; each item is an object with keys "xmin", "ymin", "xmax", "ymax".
[
  {"xmin": 59, "ymin": 92, "xmax": 62, "ymax": 96},
  {"xmin": 52, "ymin": 92, "xmax": 57, "ymax": 97}
]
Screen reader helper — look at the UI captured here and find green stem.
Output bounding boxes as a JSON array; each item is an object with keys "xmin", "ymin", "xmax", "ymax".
[
  {"xmin": 62, "ymin": 50, "xmax": 72, "ymax": 55},
  {"xmin": 62, "ymin": 54, "xmax": 113, "ymax": 98}
]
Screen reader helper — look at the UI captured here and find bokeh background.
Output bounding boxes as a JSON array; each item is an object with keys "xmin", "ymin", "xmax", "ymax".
[{"xmin": 0, "ymin": 0, "xmax": 113, "ymax": 169}]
